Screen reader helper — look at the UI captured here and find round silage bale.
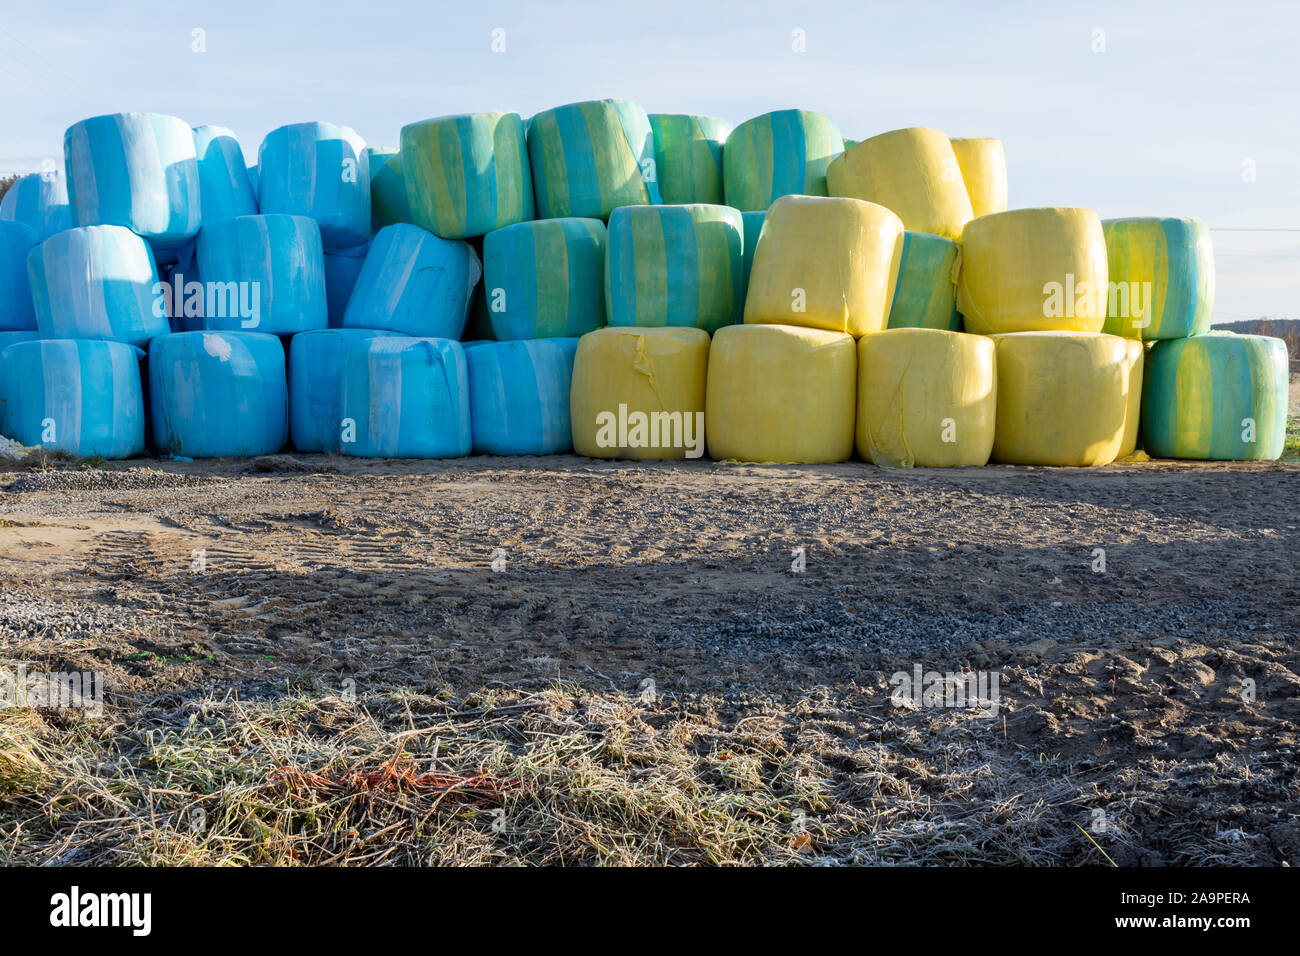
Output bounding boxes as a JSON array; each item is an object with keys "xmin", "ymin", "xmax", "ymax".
[
  {"xmin": 0, "ymin": 170, "xmax": 74, "ymax": 241},
  {"xmin": 648, "ymin": 114, "xmax": 730, "ymax": 205},
  {"xmin": 466, "ymin": 338, "xmax": 579, "ymax": 455},
  {"xmin": 527, "ymin": 100, "xmax": 660, "ymax": 220},
  {"xmin": 570, "ymin": 327, "xmax": 709, "ymax": 460},
  {"xmin": 401, "ymin": 112, "xmax": 532, "ymax": 238},
  {"xmin": 27, "ymin": 225, "xmax": 168, "ymax": 347},
  {"xmin": 887, "ymin": 231, "xmax": 961, "ymax": 331},
  {"xmin": 482, "ymin": 217, "xmax": 606, "ymax": 340},
  {"xmin": 744, "ymin": 195, "xmax": 902, "ymax": 338},
  {"xmin": 64, "ymin": 112, "xmax": 201, "ymax": 258},
  {"xmin": 1101, "ymin": 217, "xmax": 1214, "ymax": 340},
  {"xmin": 827, "ymin": 128, "xmax": 973, "ymax": 240},
  {"xmin": 606, "ymin": 204, "xmax": 743, "ymax": 334},
  {"xmin": 258, "ymin": 122, "xmax": 370, "ymax": 251},
  {"xmin": 958, "ymin": 208, "xmax": 1108, "ymax": 335},
  {"xmin": 323, "ymin": 242, "xmax": 368, "ymax": 329},
  {"xmin": 706, "ymin": 324, "xmax": 856, "ymax": 464},
  {"xmin": 723, "ymin": 109, "xmax": 843, "ymax": 212},
  {"xmin": 0, "ymin": 338, "xmax": 145, "ymax": 459},
  {"xmin": 948, "ymin": 137, "xmax": 1007, "ymax": 219},
  {"xmin": 149, "ymin": 331, "xmax": 288, "ymax": 458},
  {"xmin": 337, "ymin": 336, "xmax": 471, "ymax": 458},
  {"xmin": 193, "ymin": 125, "xmax": 259, "ymax": 225},
  {"xmin": 1142, "ymin": 333, "xmax": 1288, "ymax": 460},
  {"xmin": 739, "ymin": 210, "xmax": 765, "ymax": 307},
  {"xmin": 343, "ymin": 223, "xmax": 481, "ymax": 338},
  {"xmin": 0, "ymin": 221, "xmax": 38, "ymax": 331},
  {"xmin": 990, "ymin": 331, "xmax": 1138, "ymax": 466},
  {"xmin": 287, "ymin": 328, "xmax": 401, "ymax": 453},
  {"xmin": 365, "ymin": 147, "xmax": 410, "ymax": 231},
  {"xmin": 196, "ymin": 214, "xmax": 328, "ymax": 335},
  {"xmin": 856, "ymin": 328, "xmax": 995, "ymax": 468}
]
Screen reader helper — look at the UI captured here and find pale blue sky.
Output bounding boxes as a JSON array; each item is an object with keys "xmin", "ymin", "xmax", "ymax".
[{"xmin": 1, "ymin": 0, "xmax": 1296, "ymax": 321}]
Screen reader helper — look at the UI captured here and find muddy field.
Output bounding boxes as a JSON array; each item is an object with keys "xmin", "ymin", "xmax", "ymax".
[{"xmin": 0, "ymin": 448, "xmax": 1296, "ymax": 865}]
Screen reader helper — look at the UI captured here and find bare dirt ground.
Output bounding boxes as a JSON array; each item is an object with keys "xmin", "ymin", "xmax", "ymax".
[{"xmin": 1, "ymin": 443, "xmax": 1297, "ymax": 865}]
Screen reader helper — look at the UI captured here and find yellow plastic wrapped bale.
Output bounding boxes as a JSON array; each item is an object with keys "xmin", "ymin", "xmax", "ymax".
[
  {"xmin": 706, "ymin": 324, "xmax": 856, "ymax": 463},
  {"xmin": 743, "ymin": 195, "xmax": 902, "ymax": 338},
  {"xmin": 958, "ymin": 208, "xmax": 1108, "ymax": 335},
  {"xmin": 856, "ymin": 329, "xmax": 996, "ymax": 468},
  {"xmin": 1118, "ymin": 338, "xmax": 1144, "ymax": 458},
  {"xmin": 570, "ymin": 327, "xmax": 709, "ymax": 460},
  {"xmin": 826, "ymin": 128, "xmax": 973, "ymax": 241},
  {"xmin": 990, "ymin": 332, "xmax": 1139, "ymax": 467},
  {"xmin": 949, "ymin": 138, "xmax": 1007, "ymax": 219}
]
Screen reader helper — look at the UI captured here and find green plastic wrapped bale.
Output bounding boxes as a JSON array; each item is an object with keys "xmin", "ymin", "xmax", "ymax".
[
  {"xmin": 366, "ymin": 147, "xmax": 410, "ymax": 231},
  {"xmin": 400, "ymin": 112, "xmax": 534, "ymax": 239},
  {"xmin": 723, "ymin": 110, "xmax": 843, "ymax": 212},
  {"xmin": 887, "ymin": 231, "xmax": 961, "ymax": 331},
  {"xmin": 527, "ymin": 99, "xmax": 661, "ymax": 219},
  {"xmin": 606, "ymin": 204, "xmax": 743, "ymax": 334},
  {"xmin": 648, "ymin": 114, "xmax": 730, "ymax": 205},
  {"xmin": 1102, "ymin": 217, "xmax": 1214, "ymax": 340},
  {"xmin": 1142, "ymin": 333, "xmax": 1288, "ymax": 460},
  {"xmin": 740, "ymin": 210, "xmax": 765, "ymax": 314},
  {"xmin": 482, "ymin": 217, "xmax": 607, "ymax": 340}
]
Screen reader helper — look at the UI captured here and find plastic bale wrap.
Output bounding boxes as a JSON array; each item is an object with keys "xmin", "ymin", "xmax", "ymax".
[
  {"xmin": 365, "ymin": 147, "xmax": 410, "ymax": 231},
  {"xmin": 465, "ymin": 338, "xmax": 579, "ymax": 455},
  {"xmin": 527, "ymin": 99, "xmax": 660, "ymax": 220},
  {"xmin": 570, "ymin": 327, "xmax": 708, "ymax": 460},
  {"xmin": 990, "ymin": 331, "xmax": 1137, "ymax": 466},
  {"xmin": 1102, "ymin": 217, "xmax": 1214, "ymax": 340},
  {"xmin": 246, "ymin": 164, "xmax": 259, "ymax": 196},
  {"xmin": 0, "ymin": 339, "xmax": 145, "ymax": 458},
  {"xmin": 258, "ymin": 122, "xmax": 370, "ymax": 251},
  {"xmin": 337, "ymin": 336, "xmax": 471, "ymax": 458},
  {"xmin": 148, "ymin": 331, "xmax": 288, "ymax": 458},
  {"xmin": 401, "ymin": 112, "xmax": 533, "ymax": 238},
  {"xmin": 64, "ymin": 112, "xmax": 201, "ymax": 258},
  {"xmin": 343, "ymin": 224, "xmax": 480, "ymax": 338},
  {"xmin": 287, "ymin": 328, "xmax": 399, "ymax": 453},
  {"xmin": 0, "ymin": 221, "xmax": 39, "ymax": 331},
  {"xmin": 1142, "ymin": 333, "xmax": 1288, "ymax": 461},
  {"xmin": 193, "ymin": 125, "xmax": 259, "ymax": 225},
  {"xmin": 949, "ymin": 138, "xmax": 1007, "ymax": 219},
  {"xmin": 1118, "ymin": 338, "xmax": 1145, "ymax": 458},
  {"xmin": 196, "ymin": 214, "xmax": 328, "ymax": 335},
  {"xmin": 648, "ymin": 114, "xmax": 730, "ymax": 205},
  {"xmin": 706, "ymin": 324, "xmax": 855, "ymax": 463},
  {"xmin": 739, "ymin": 211, "xmax": 765, "ymax": 311},
  {"xmin": 723, "ymin": 110, "xmax": 842, "ymax": 212},
  {"xmin": 606, "ymin": 204, "xmax": 743, "ymax": 334},
  {"xmin": 323, "ymin": 242, "xmax": 368, "ymax": 329},
  {"xmin": 28, "ymin": 225, "xmax": 168, "ymax": 347},
  {"xmin": 856, "ymin": 328, "xmax": 994, "ymax": 468},
  {"xmin": 744, "ymin": 195, "xmax": 902, "ymax": 337},
  {"xmin": 483, "ymin": 218, "xmax": 606, "ymax": 340},
  {"xmin": 958, "ymin": 208, "xmax": 1108, "ymax": 335},
  {"xmin": 887, "ymin": 231, "xmax": 961, "ymax": 331},
  {"xmin": 0, "ymin": 170, "xmax": 74, "ymax": 240}
]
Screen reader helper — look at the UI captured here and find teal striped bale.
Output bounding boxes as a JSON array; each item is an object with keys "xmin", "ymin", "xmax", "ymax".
[
  {"xmin": 465, "ymin": 338, "xmax": 579, "ymax": 455},
  {"xmin": 482, "ymin": 218, "xmax": 606, "ymax": 340},
  {"xmin": 1102, "ymin": 217, "xmax": 1214, "ymax": 340},
  {"xmin": 887, "ymin": 231, "xmax": 961, "ymax": 331},
  {"xmin": 739, "ymin": 210, "xmax": 765, "ymax": 314},
  {"xmin": 366, "ymin": 147, "xmax": 411, "ymax": 231},
  {"xmin": 648, "ymin": 114, "xmax": 731, "ymax": 205},
  {"xmin": 0, "ymin": 170, "xmax": 74, "ymax": 241},
  {"xmin": 723, "ymin": 110, "xmax": 843, "ymax": 212}
]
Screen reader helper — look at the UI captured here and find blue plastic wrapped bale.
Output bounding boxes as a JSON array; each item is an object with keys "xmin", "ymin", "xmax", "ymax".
[
  {"xmin": 149, "ymin": 331, "xmax": 287, "ymax": 458},
  {"xmin": 723, "ymin": 110, "xmax": 843, "ymax": 211},
  {"xmin": 193, "ymin": 125, "xmax": 259, "ymax": 225},
  {"xmin": 287, "ymin": 328, "xmax": 400, "ymax": 453},
  {"xmin": 343, "ymin": 224, "xmax": 481, "ymax": 338},
  {"xmin": 337, "ymin": 336, "xmax": 470, "ymax": 458},
  {"xmin": 366, "ymin": 147, "xmax": 410, "ymax": 230},
  {"xmin": 482, "ymin": 218, "xmax": 606, "ymax": 340},
  {"xmin": 739, "ymin": 210, "xmax": 765, "ymax": 313},
  {"xmin": 0, "ymin": 339, "xmax": 145, "ymax": 458},
  {"xmin": 465, "ymin": 338, "xmax": 579, "ymax": 455},
  {"xmin": 886, "ymin": 231, "xmax": 962, "ymax": 331},
  {"xmin": 246, "ymin": 164, "xmax": 259, "ymax": 197},
  {"xmin": 63, "ymin": 112, "xmax": 201, "ymax": 258},
  {"xmin": 605, "ymin": 204, "xmax": 744, "ymax": 334},
  {"xmin": 195, "ymin": 214, "xmax": 328, "ymax": 334},
  {"xmin": 323, "ymin": 242, "xmax": 368, "ymax": 329},
  {"xmin": 0, "ymin": 330, "xmax": 44, "ymax": 412},
  {"xmin": 0, "ymin": 170, "xmax": 75, "ymax": 240},
  {"xmin": 161, "ymin": 247, "xmax": 204, "ymax": 334},
  {"xmin": 258, "ymin": 122, "xmax": 370, "ymax": 251},
  {"xmin": 0, "ymin": 221, "xmax": 39, "ymax": 331},
  {"xmin": 28, "ymin": 225, "xmax": 168, "ymax": 347}
]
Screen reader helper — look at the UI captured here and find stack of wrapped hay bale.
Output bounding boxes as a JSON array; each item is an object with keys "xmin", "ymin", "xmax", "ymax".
[{"xmin": 0, "ymin": 100, "xmax": 1288, "ymax": 466}]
